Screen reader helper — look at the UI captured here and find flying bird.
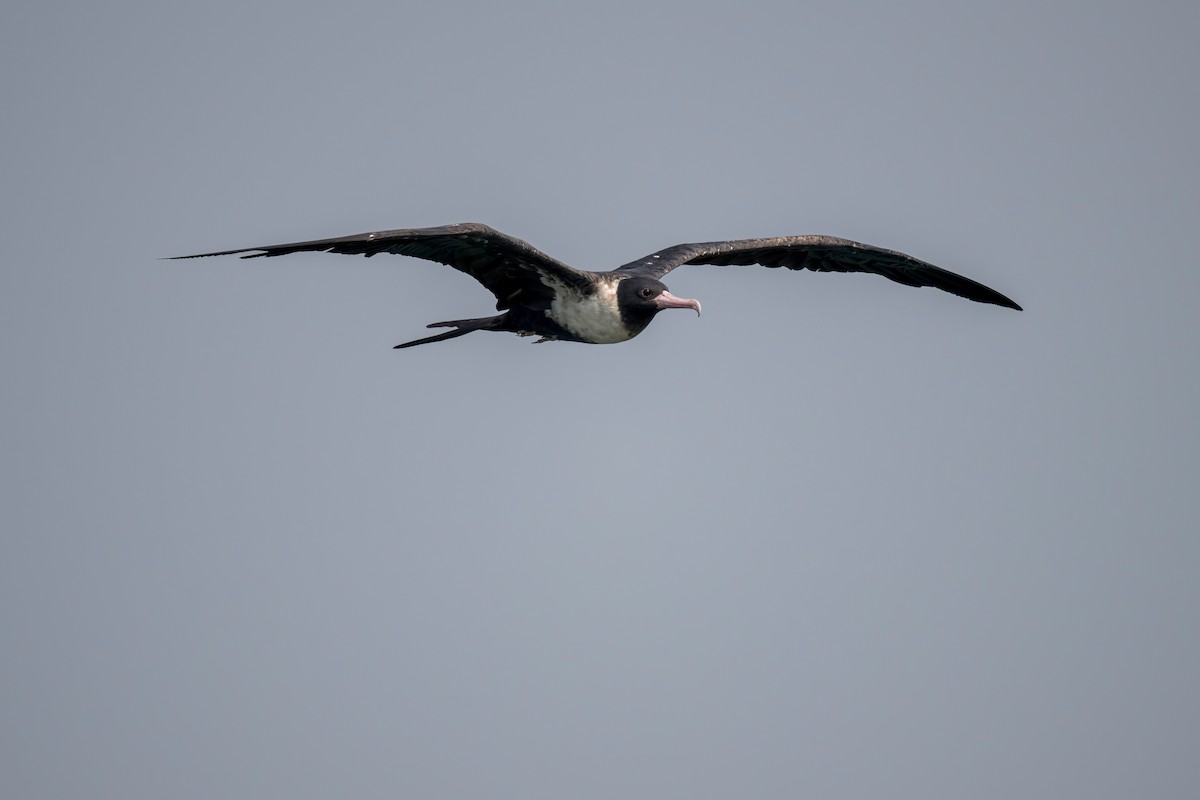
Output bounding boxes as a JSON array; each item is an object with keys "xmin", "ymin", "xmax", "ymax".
[{"xmin": 173, "ymin": 222, "xmax": 1021, "ymax": 348}]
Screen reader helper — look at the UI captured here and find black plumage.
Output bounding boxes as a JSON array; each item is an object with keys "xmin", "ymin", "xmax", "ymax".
[{"xmin": 172, "ymin": 222, "xmax": 1020, "ymax": 348}]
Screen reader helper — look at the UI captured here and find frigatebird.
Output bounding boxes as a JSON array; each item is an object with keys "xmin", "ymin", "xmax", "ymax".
[{"xmin": 173, "ymin": 222, "xmax": 1021, "ymax": 348}]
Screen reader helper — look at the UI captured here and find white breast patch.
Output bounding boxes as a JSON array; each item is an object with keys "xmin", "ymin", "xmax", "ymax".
[{"xmin": 545, "ymin": 279, "xmax": 630, "ymax": 344}]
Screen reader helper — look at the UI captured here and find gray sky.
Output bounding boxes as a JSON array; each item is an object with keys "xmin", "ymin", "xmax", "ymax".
[{"xmin": 3, "ymin": 1, "xmax": 1197, "ymax": 797}]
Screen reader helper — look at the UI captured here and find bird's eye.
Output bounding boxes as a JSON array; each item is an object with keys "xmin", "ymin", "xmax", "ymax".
[{"xmin": 640, "ymin": 288, "xmax": 652, "ymax": 298}]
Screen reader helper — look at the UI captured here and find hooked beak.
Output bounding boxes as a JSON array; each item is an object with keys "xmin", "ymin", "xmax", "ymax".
[{"xmin": 655, "ymin": 290, "xmax": 702, "ymax": 316}]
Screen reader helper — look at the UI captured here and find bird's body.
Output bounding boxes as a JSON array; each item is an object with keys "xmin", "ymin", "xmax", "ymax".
[{"xmin": 172, "ymin": 222, "xmax": 1020, "ymax": 348}]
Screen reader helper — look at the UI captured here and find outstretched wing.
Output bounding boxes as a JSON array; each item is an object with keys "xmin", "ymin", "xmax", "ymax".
[
  {"xmin": 614, "ymin": 235, "xmax": 1021, "ymax": 310},
  {"xmin": 171, "ymin": 222, "xmax": 592, "ymax": 310}
]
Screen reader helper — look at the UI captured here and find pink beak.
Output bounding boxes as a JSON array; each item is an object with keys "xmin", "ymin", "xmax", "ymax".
[{"xmin": 655, "ymin": 290, "xmax": 702, "ymax": 316}]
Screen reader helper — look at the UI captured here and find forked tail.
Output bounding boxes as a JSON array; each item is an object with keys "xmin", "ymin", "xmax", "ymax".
[{"xmin": 392, "ymin": 316, "xmax": 502, "ymax": 349}]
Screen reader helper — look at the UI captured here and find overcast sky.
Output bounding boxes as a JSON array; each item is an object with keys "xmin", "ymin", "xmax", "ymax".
[{"xmin": 3, "ymin": 1, "xmax": 1198, "ymax": 798}]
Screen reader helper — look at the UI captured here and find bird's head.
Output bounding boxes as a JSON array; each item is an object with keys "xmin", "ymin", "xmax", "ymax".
[{"xmin": 617, "ymin": 276, "xmax": 701, "ymax": 334}]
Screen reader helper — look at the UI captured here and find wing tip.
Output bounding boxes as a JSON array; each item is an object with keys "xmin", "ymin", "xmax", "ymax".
[
  {"xmin": 979, "ymin": 289, "xmax": 1022, "ymax": 311},
  {"xmin": 164, "ymin": 248, "xmax": 272, "ymax": 260}
]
